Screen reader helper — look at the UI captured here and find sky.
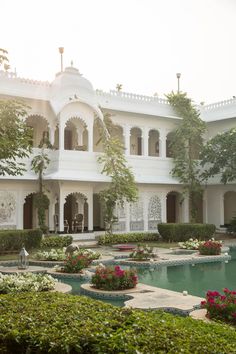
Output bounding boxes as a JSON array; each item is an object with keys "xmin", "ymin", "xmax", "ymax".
[{"xmin": 1, "ymin": 0, "xmax": 236, "ymax": 104}]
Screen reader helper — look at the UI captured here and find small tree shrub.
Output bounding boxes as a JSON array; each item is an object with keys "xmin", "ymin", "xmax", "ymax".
[
  {"xmin": 97, "ymin": 232, "xmax": 159, "ymax": 245},
  {"xmin": 0, "ymin": 229, "xmax": 42, "ymax": 252},
  {"xmin": 41, "ymin": 235, "xmax": 73, "ymax": 248},
  {"xmin": 1, "ymin": 292, "xmax": 236, "ymax": 353},
  {"xmin": 158, "ymin": 223, "xmax": 216, "ymax": 242},
  {"xmin": 198, "ymin": 239, "xmax": 222, "ymax": 255},
  {"xmin": 201, "ymin": 288, "xmax": 236, "ymax": 325},
  {"xmin": 91, "ymin": 265, "xmax": 138, "ymax": 290}
]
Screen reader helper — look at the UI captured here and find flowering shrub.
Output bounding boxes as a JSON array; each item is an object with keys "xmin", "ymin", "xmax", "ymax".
[
  {"xmin": 35, "ymin": 248, "xmax": 100, "ymax": 262},
  {"xmin": 0, "ymin": 273, "xmax": 56, "ymax": 294},
  {"xmin": 34, "ymin": 248, "xmax": 66, "ymax": 261},
  {"xmin": 201, "ymin": 288, "xmax": 236, "ymax": 324},
  {"xmin": 130, "ymin": 244, "xmax": 155, "ymax": 260},
  {"xmin": 62, "ymin": 253, "xmax": 93, "ymax": 273},
  {"xmin": 198, "ymin": 239, "xmax": 222, "ymax": 255},
  {"xmin": 178, "ymin": 238, "xmax": 200, "ymax": 250},
  {"xmin": 91, "ymin": 265, "xmax": 138, "ymax": 290}
]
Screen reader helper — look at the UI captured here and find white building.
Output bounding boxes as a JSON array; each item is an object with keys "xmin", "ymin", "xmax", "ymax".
[{"xmin": 0, "ymin": 65, "xmax": 235, "ymax": 233}]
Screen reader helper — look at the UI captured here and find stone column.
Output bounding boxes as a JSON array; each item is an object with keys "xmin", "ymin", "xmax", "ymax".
[
  {"xmin": 86, "ymin": 123, "xmax": 93, "ymax": 152},
  {"xmin": 48, "ymin": 197, "xmax": 55, "ymax": 232},
  {"xmin": 124, "ymin": 125, "xmax": 130, "ymax": 155},
  {"xmin": 17, "ymin": 192, "xmax": 24, "ymax": 230},
  {"xmin": 59, "ymin": 119, "xmax": 65, "ymax": 151},
  {"xmin": 182, "ymin": 196, "xmax": 189, "ymax": 223},
  {"xmin": 143, "ymin": 127, "xmax": 149, "ymax": 157},
  {"xmin": 161, "ymin": 193, "xmax": 167, "ymax": 223},
  {"xmin": 125, "ymin": 201, "xmax": 130, "ymax": 232},
  {"xmin": 77, "ymin": 128, "xmax": 84, "ymax": 146},
  {"xmin": 159, "ymin": 130, "xmax": 167, "ymax": 158},
  {"xmin": 49, "ymin": 126, "xmax": 56, "ymax": 146},
  {"xmin": 59, "ymin": 195, "xmax": 65, "ymax": 232},
  {"xmin": 87, "ymin": 193, "xmax": 93, "ymax": 231},
  {"xmin": 220, "ymin": 192, "xmax": 225, "ymax": 227},
  {"xmin": 143, "ymin": 194, "xmax": 149, "ymax": 231}
]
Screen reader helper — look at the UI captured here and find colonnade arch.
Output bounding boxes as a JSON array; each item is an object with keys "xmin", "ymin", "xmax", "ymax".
[
  {"xmin": 25, "ymin": 115, "xmax": 49, "ymax": 148},
  {"xmin": 63, "ymin": 192, "xmax": 88, "ymax": 232},
  {"xmin": 64, "ymin": 117, "xmax": 88, "ymax": 151}
]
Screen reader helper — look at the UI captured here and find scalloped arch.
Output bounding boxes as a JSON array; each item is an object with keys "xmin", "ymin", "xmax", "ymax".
[
  {"xmin": 26, "ymin": 114, "xmax": 50, "ymax": 127},
  {"xmin": 65, "ymin": 116, "xmax": 87, "ymax": 128}
]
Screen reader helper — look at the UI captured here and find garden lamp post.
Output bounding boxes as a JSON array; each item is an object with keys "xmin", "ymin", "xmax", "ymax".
[
  {"xmin": 18, "ymin": 247, "xmax": 29, "ymax": 270},
  {"xmin": 176, "ymin": 72, "xmax": 181, "ymax": 93}
]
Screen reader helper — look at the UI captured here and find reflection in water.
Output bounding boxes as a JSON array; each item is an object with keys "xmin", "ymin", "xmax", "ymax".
[{"xmin": 136, "ymin": 251, "xmax": 236, "ymax": 297}]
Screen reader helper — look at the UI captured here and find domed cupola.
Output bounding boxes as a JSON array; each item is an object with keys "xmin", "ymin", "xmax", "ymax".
[{"xmin": 50, "ymin": 64, "xmax": 97, "ymax": 115}]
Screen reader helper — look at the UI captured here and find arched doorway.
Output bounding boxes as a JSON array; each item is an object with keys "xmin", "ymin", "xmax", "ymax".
[
  {"xmin": 166, "ymin": 132, "xmax": 175, "ymax": 158},
  {"xmin": 24, "ymin": 193, "xmax": 38, "ymax": 229},
  {"xmin": 64, "ymin": 117, "xmax": 88, "ymax": 151},
  {"xmin": 224, "ymin": 191, "xmax": 236, "ymax": 225},
  {"xmin": 64, "ymin": 192, "xmax": 88, "ymax": 232},
  {"xmin": 130, "ymin": 127, "xmax": 142, "ymax": 155},
  {"xmin": 148, "ymin": 130, "xmax": 160, "ymax": 156},
  {"xmin": 166, "ymin": 191, "xmax": 183, "ymax": 223},
  {"xmin": 25, "ymin": 115, "xmax": 49, "ymax": 148}
]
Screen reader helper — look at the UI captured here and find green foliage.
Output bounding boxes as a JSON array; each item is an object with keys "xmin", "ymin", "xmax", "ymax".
[
  {"xmin": 1, "ymin": 292, "xmax": 236, "ymax": 353},
  {"xmin": 166, "ymin": 92, "xmax": 206, "ymax": 222},
  {"xmin": 96, "ymin": 114, "xmax": 138, "ymax": 234},
  {"xmin": 201, "ymin": 127, "xmax": 236, "ymax": 184},
  {"xmin": 0, "ymin": 100, "xmax": 32, "ymax": 176},
  {"xmin": 40, "ymin": 235, "xmax": 73, "ymax": 248},
  {"xmin": 0, "ymin": 48, "xmax": 10, "ymax": 70},
  {"xmin": 0, "ymin": 229, "xmax": 42, "ymax": 252},
  {"xmin": 158, "ymin": 223, "xmax": 216, "ymax": 242},
  {"xmin": 227, "ymin": 217, "xmax": 236, "ymax": 236},
  {"xmin": 97, "ymin": 232, "xmax": 159, "ymax": 245}
]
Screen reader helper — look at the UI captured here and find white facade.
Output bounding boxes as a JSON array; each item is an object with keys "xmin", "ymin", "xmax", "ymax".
[{"xmin": 0, "ymin": 66, "xmax": 235, "ymax": 232}]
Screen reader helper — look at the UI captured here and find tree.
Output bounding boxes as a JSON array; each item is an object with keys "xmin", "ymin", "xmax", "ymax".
[
  {"xmin": 200, "ymin": 127, "xmax": 236, "ymax": 184},
  {"xmin": 166, "ymin": 92, "xmax": 206, "ymax": 222},
  {"xmin": 31, "ymin": 135, "xmax": 52, "ymax": 232},
  {"xmin": 96, "ymin": 114, "xmax": 138, "ymax": 234},
  {"xmin": 0, "ymin": 100, "xmax": 32, "ymax": 176},
  {"xmin": 0, "ymin": 48, "xmax": 9, "ymax": 69}
]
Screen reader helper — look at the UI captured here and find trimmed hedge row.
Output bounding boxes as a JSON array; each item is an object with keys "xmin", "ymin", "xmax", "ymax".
[
  {"xmin": 158, "ymin": 223, "xmax": 216, "ymax": 242},
  {"xmin": 41, "ymin": 235, "xmax": 73, "ymax": 248},
  {"xmin": 0, "ymin": 229, "xmax": 42, "ymax": 252},
  {"xmin": 97, "ymin": 232, "xmax": 159, "ymax": 245},
  {"xmin": 0, "ymin": 292, "xmax": 236, "ymax": 353}
]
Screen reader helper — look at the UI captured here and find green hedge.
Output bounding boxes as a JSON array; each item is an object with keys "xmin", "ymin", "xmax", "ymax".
[
  {"xmin": 41, "ymin": 235, "xmax": 73, "ymax": 248},
  {"xmin": 97, "ymin": 232, "xmax": 159, "ymax": 245},
  {"xmin": 0, "ymin": 229, "xmax": 42, "ymax": 252},
  {"xmin": 0, "ymin": 292, "xmax": 236, "ymax": 353},
  {"xmin": 158, "ymin": 223, "xmax": 216, "ymax": 242}
]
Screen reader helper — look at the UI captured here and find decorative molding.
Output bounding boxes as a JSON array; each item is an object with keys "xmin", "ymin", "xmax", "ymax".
[{"xmin": 0, "ymin": 191, "xmax": 17, "ymax": 225}]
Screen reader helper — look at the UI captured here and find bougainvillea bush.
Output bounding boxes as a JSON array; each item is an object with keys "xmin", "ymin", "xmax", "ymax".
[
  {"xmin": 91, "ymin": 265, "xmax": 138, "ymax": 290},
  {"xmin": 198, "ymin": 239, "xmax": 222, "ymax": 255},
  {"xmin": 201, "ymin": 288, "xmax": 236, "ymax": 325},
  {"xmin": 0, "ymin": 273, "xmax": 56, "ymax": 294},
  {"xmin": 62, "ymin": 253, "xmax": 93, "ymax": 273}
]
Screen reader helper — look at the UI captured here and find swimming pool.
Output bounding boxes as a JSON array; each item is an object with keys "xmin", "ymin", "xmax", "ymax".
[{"xmin": 62, "ymin": 250, "xmax": 236, "ymax": 302}]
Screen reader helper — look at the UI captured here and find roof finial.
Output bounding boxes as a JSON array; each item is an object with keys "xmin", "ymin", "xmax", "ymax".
[
  {"xmin": 58, "ymin": 47, "xmax": 64, "ymax": 72},
  {"xmin": 71, "ymin": 60, "xmax": 73, "ymax": 67}
]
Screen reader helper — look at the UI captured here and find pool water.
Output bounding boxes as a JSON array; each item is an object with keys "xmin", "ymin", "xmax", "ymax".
[
  {"xmin": 134, "ymin": 250, "xmax": 236, "ymax": 297},
  {"xmin": 59, "ymin": 250, "xmax": 236, "ymax": 304}
]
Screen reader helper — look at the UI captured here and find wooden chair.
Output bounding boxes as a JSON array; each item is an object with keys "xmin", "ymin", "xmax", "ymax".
[
  {"xmin": 72, "ymin": 213, "xmax": 84, "ymax": 233},
  {"xmin": 54, "ymin": 214, "xmax": 69, "ymax": 233}
]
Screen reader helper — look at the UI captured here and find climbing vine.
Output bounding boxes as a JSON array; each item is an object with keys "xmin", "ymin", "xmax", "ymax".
[
  {"xmin": 166, "ymin": 92, "xmax": 206, "ymax": 222},
  {"xmin": 96, "ymin": 113, "xmax": 138, "ymax": 234}
]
